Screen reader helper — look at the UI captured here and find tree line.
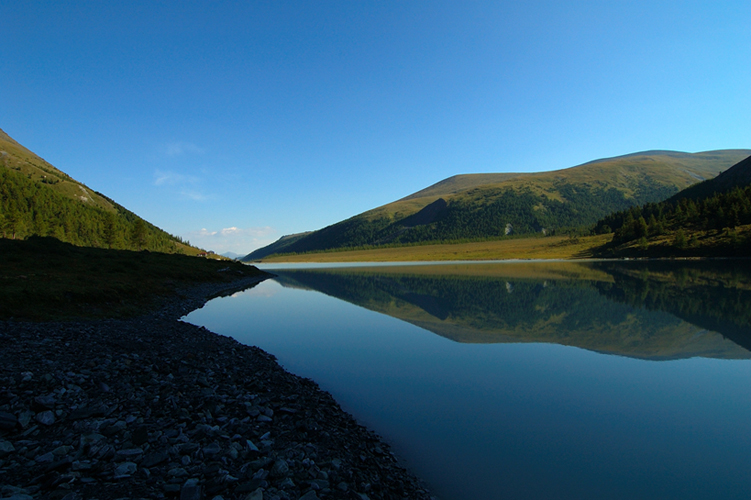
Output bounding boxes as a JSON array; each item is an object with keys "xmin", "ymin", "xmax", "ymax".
[{"xmin": 594, "ymin": 184, "xmax": 751, "ymax": 248}]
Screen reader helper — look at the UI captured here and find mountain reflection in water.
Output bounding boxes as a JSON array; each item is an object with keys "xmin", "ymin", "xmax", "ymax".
[
  {"xmin": 186, "ymin": 260, "xmax": 751, "ymax": 500},
  {"xmin": 271, "ymin": 261, "xmax": 751, "ymax": 360}
]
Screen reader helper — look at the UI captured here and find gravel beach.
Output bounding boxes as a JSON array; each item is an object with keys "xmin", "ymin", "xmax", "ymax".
[{"xmin": 0, "ymin": 276, "xmax": 435, "ymax": 500}]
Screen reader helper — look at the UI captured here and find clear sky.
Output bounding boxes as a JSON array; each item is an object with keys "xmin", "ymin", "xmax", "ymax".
[{"xmin": 3, "ymin": 1, "xmax": 750, "ymax": 254}]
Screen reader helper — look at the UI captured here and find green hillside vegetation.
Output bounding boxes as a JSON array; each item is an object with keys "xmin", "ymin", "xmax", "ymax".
[
  {"xmin": 595, "ymin": 154, "xmax": 751, "ymax": 257},
  {"xmin": 0, "ymin": 128, "xmax": 198, "ymax": 254},
  {"xmin": 245, "ymin": 150, "xmax": 750, "ymax": 260}
]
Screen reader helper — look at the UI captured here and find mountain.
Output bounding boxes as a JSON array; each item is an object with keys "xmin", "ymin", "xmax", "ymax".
[
  {"xmin": 0, "ymin": 127, "xmax": 196, "ymax": 254},
  {"xmin": 244, "ymin": 150, "xmax": 750, "ymax": 260},
  {"xmin": 594, "ymin": 152, "xmax": 751, "ymax": 257},
  {"xmin": 670, "ymin": 153, "xmax": 751, "ymax": 202},
  {"xmin": 243, "ymin": 231, "xmax": 312, "ymax": 260}
]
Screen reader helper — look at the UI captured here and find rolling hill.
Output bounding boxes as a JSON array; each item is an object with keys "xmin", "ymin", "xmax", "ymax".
[
  {"xmin": 244, "ymin": 149, "xmax": 751, "ymax": 260},
  {"xmin": 0, "ymin": 127, "xmax": 197, "ymax": 254}
]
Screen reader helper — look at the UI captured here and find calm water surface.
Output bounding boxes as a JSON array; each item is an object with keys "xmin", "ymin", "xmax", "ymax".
[{"xmin": 184, "ymin": 261, "xmax": 751, "ymax": 500}]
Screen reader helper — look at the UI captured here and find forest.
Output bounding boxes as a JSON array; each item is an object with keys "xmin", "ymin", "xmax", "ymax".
[
  {"xmin": 0, "ymin": 167, "xmax": 187, "ymax": 253},
  {"xmin": 594, "ymin": 184, "xmax": 751, "ymax": 249}
]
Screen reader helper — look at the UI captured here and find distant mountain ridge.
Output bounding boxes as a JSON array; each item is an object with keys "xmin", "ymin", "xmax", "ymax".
[
  {"xmin": 0, "ymin": 127, "xmax": 197, "ymax": 254},
  {"xmin": 244, "ymin": 149, "xmax": 751, "ymax": 260}
]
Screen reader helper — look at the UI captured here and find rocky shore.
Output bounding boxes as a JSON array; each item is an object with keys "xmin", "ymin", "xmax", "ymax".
[{"xmin": 0, "ymin": 276, "xmax": 435, "ymax": 500}]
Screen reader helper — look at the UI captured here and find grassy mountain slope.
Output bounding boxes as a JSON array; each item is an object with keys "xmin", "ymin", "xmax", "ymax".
[
  {"xmin": 245, "ymin": 150, "xmax": 750, "ymax": 260},
  {"xmin": 595, "ymin": 152, "xmax": 751, "ymax": 257},
  {"xmin": 670, "ymin": 154, "xmax": 751, "ymax": 202},
  {"xmin": 244, "ymin": 232, "xmax": 312, "ymax": 260},
  {"xmin": 0, "ymin": 127, "xmax": 198, "ymax": 254}
]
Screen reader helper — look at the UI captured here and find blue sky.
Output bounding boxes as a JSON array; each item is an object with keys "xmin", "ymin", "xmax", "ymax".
[{"xmin": 3, "ymin": 1, "xmax": 750, "ymax": 254}]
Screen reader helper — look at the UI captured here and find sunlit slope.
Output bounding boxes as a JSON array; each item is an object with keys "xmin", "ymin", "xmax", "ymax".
[
  {"xmin": 246, "ymin": 150, "xmax": 750, "ymax": 259},
  {"xmin": 0, "ymin": 128, "xmax": 118, "ymax": 211},
  {"xmin": 0, "ymin": 127, "xmax": 197, "ymax": 254},
  {"xmin": 394, "ymin": 150, "xmax": 743, "ymax": 206}
]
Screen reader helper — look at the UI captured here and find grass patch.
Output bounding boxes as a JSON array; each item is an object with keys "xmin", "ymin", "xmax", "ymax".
[
  {"xmin": 0, "ymin": 236, "xmax": 268, "ymax": 320},
  {"xmin": 597, "ymin": 224, "xmax": 751, "ymax": 259},
  {"xmin": 257, "ymin": 234, "xmax": 612, "ymax": 263}
]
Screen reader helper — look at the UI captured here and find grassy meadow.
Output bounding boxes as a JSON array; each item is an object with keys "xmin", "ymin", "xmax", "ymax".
[{"xmin": 255, "ymin": 233, "xmax": 613, "ymax": 263}]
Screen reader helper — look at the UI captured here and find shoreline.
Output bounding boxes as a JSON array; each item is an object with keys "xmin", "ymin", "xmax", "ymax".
[{"xmin": 0, "ymin": 276, "xmax": 435, "ymax": 500}]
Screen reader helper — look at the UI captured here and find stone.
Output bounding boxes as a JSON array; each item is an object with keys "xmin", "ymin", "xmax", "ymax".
[
  {"xmin": 114, "ymin": 461, "xmax": 137, "ymax": 478},
  {"xmin": 141, "ymin": 451, "xmax": 169, "ymax": 467},
  {"xmin": 169, "ymin": 467, "xmax": 189, "ymax": 478},
  {"xmin": 33, "ymin": 394, "xmax": 56, "ymax": 409},
  {"xmin": 71, "ymin": 460, "xmax": 92, "ymax": 471},
  {"xmin": 165, "ymin": 484, "xmax": 182, "ymax": 494},
  {"xmin": 116, "ymin": 447, "xmax": 144, "ymax": 458},
  {"xmin": 132, "ymin": 426, "xmax": 149, "ymax": 445},
  {"xmin": 0, "ymin": 440, "xmax": 15, "ymax": 457},
  {"xmin": 298, "ymin": 491, "xmax": 319, "ymax": 500},
  {"xmin": 35, "ymin": 410, "xmax": 55, "ymax": 426},
  {"xmin": 102, "ymin": 420, "xmax": 126, "ymax": 435},
  {"xmin": 180, "ymin": 478, "xmax": 202, "ymax": 500},
  {"xmin": 279, "ymin": 478, "xmax": 296, "ymax": 489},
  {"xmin": 202, "ymin": 442, "xmax": 222, "ymax": 458},
  {"xmin": 179, "ymin": 442, "xmax": 200, "ymax": 454},
  {"xmin": 35, "ymin": 452, "xmax": 55, "ymax": 463},
  {"xmin": 245, "ymin": 487, "xmax": 264, "ymax": 500},
  {"xmin": 0, "ymin": 411, "xmax": 17, "ymax": 430},
  {"xmin": 17, "ymin": 410, "xmax": 33, "ymax": 429},
  {"xmin": 309, "ymin": 479, "xmax": 329, "ymax": 490},
  {"xmin": 53, "ymin": 445, "xmax": 73, "ymax": 456},
  {"xmin": 270, "ymin": 459, "xmax": 289, "ymax": 478}
]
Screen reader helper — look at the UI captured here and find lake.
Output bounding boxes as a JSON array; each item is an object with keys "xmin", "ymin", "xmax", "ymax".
[{"xmin": 184, "ymin": 260, "xmax": 751, "ymax": 500}]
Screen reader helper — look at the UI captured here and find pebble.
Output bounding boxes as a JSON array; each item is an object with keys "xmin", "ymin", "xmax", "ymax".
[
  {"xmin": 114, "ymin": 461, "xmax": 137, "ymax": 478},
  {"xmin": 35, "ymin": 411, "xmax": 55, "ymax": 426},
  {"xmin": 246, "ymin": 488, "xmax": 264, "ymax": 500},
  {"xmin": 0, "ymin": 276, "xmax": 434, "ymax": 500},
  {"xmin": 181, "ymin": 478, "xmax": 202, "ymax": 500},
  {"xmin": 0, "ymin": 440, "xmax": 15, "ymax": 456}
]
